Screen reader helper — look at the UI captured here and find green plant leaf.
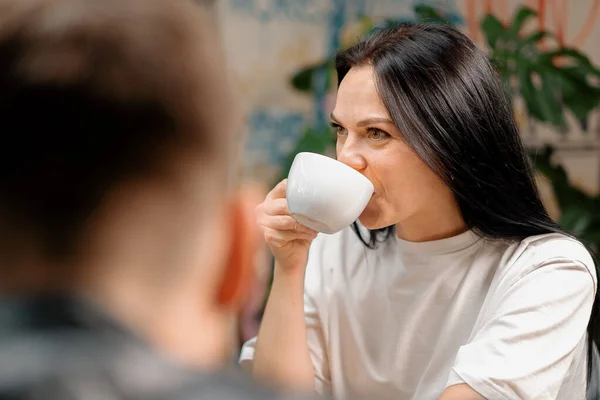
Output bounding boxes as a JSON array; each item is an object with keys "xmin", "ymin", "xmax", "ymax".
[
  {"xmin": 277, "ymin": 127, "xmax": 336, "ymax": 183},
  {"xmin": 509, "ymin": 7, "xmax": 537, "ymax": 37},
  {"xmin": 414, "ymin": 5, "xmax": 448, "ymax": 23},
  {"xmin": 497, "ymin": 64, "xmax": 513, "ymax": 98},
  {"xmin": 531, "ymin": 147, "xmax": 594, "ymax": 209},
  {"xmin": 482, "ymin": 4, "xmax": 600, "ymax": 130},
  {"xmin": 290, "ymin": 60, "xmax": 332, "ymax": 93},
  {"xmin": 541, "ymin": 48, "xmax": 600, "ymax": 76},
  {"xmin": 537, "ymin": 69, "xmax": 567, "ymax": 130},
  {"xmin": 560, "ymin": 207, "xmax": 594, "ymax": 235},
  {"xmin": 558, "ymin": 66, "xmax": 600, "ymax": 119},
  {"xmin": 516, "ymin": 64, "xmax": 544, "ymax": 121},
  {"xmin": 516, "ymin": 31, "xmax": 550, "ymax": 53},
  {"xmin": 581, "ymin": 225, "xmax": 600, "ymax": 251},
  {"xmin": 290, "ymin": 66, "xmax": 317, "ymax": 93},
  {"xmin": 481, "ymin": 14, "xmax": 506, "ymax": 49},
  {"xmin": 531, "ymin": 50, "xmax": 600, "ymax": 125},
  {"xmin": 531, "ymin": 147, "xmax": 600, "ymax": 251}
]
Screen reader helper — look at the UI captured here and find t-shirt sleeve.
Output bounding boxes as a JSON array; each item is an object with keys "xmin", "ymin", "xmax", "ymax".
[
  {"xmin": 239, "ymin": 236, "xmax": 332, "ymax": 397},
  {"xmin": 447, "ymin": 251, "xmax": 596, "ymax": 400}
]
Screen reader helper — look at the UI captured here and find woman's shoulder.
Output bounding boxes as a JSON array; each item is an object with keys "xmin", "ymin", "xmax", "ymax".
[
  {"xmin": 517, "ymin": 233, "xmax": 593, "ymax": 267},
  {"xmin": 489, "ymin": 232, "xmax": 596, "ymax": 287}
]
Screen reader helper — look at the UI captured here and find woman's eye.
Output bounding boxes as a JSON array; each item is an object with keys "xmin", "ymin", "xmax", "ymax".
[
  {"xmin": 367, "ymin": 128, "xmax": 389, "ymax": 141},
  {"xmin": 331, "ymin": 123, "xmax": 346, "ymax": 136}
]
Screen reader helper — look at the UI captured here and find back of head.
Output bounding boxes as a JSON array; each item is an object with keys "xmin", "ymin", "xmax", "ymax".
[
  {"xmin": 0, "ymin": 0, "xmax": 271, "ymax": 386},
  {"xmin": 0, "ymin": 0, "xmax": 233, "ymax": 278}
]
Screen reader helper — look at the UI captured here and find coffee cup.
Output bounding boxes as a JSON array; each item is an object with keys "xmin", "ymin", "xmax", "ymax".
[{"xmin": 286, "ymin": 152, "xmax": 374, "ymax": 234}]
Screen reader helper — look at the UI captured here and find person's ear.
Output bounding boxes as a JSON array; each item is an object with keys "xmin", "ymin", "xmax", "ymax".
[{"xmin": 215, "ymin": 187, "xmax": 262, "ymax": 309}]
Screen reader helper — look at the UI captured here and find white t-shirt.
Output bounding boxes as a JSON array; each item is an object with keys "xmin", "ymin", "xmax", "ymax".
[{"xmin": 240, "ymin": 226, "xmax": 597, "ymax": 400}]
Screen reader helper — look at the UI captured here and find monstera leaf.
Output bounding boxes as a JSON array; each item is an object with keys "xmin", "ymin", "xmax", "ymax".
[
  {"xmin": 531, "ymin": 147, "xmax": 600, "ymax": 250},
  {"xmin": 481, "ymin": 7, "xmax": 600, "ymax": 131}
]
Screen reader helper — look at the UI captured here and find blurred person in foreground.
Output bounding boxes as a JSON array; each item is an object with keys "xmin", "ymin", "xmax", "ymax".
[{"xmin": 0, "ymin": 0, "xmax": 308, "ymax": 399}]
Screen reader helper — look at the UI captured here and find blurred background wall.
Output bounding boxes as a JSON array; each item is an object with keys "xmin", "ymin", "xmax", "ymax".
[{"xmin": 215, "ymin": 0, "xmax": 600, "ymax": 195}]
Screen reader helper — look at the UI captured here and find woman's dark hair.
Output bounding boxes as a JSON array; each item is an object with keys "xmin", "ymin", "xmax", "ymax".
[{"xmin": 336, "ymin": 23, "xmax": 599, "ymax": 392}]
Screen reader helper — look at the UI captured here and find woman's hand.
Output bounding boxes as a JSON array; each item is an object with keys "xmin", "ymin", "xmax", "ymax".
[
  {"xmin": 256, "ymin": 179, "xmax": 318, "ymax": 272},
  {"xmin": 252, "ymin": 181, "xmax": 317, "ymax": 390}
]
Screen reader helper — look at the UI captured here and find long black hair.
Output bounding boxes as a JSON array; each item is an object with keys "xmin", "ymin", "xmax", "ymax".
[{"xmin": 336, "ymin": 23, "xmax": 600, "ymax": 393}]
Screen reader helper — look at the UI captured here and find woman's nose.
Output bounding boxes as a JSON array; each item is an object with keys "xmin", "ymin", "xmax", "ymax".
[{"xmin": 337, "ymin": 140, "xmax": 368, "ymax": 172}]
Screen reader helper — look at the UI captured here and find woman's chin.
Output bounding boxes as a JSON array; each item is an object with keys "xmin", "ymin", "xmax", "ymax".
[
  {"xmin": 357, "ymin": 213, "xmax": 388, "ymax": 231},
  {"xmin": 357, "ymin": 199, "xmax": 394, "ymax": 230}
]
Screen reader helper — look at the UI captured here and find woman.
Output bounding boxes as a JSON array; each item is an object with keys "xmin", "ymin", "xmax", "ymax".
[{"xmin": 240, "ymin": 23, "xmax": 599, "ymax": 400}]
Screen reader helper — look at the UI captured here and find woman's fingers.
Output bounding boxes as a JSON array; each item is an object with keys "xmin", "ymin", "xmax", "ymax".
[
  {"xmin": 257, "ymin": 214, "xmax": 295, "ymax": 231},
  {"xmin": 258, "ymin": 214, "xmax": 317, "ymax": 235},
  {"xmin": 258, "ymin": 198, "xmax": 289, "ymax": 216},
  {"xmin": 256, "ymin": 198, "xmax": 318, "ymax": 235},
  {"xmin": 265, "ymin": 179, "xmax": 287, "ymax": 201},
  {"xmin": 255, "ymin": 179, "xmax": 319, "ymax": 245},
  {"xmin": 262, "ymin": 227, "xmax": 317, "ymax": 248}
]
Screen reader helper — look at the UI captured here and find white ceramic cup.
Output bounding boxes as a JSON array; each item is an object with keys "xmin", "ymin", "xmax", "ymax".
[{"xmin": 286, "ymin": 152, "xmax": 374, "ymax": 234}]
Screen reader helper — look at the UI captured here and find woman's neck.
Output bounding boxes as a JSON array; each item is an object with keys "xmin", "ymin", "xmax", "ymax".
[{"xmin": 395, "ymin": 201, "xmax": 467, "ymax": 243}]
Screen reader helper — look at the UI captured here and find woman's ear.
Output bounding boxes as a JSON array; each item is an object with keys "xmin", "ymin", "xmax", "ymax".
[{"xmin": 215, "ymin": 187, "xmax": 262, "ymax": 310}]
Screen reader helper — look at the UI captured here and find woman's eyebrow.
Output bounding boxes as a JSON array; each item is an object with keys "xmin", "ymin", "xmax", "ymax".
[
  {"xmin": 356, "ymin": 117, "xmax": 394, "ymax": 127},
  {"xmin": 329, "ymin": 113, "xmax": 394, "ymax": 127}
]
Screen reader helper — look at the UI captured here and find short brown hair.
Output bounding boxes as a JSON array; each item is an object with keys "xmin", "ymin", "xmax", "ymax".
[{"xmin": 0, "ymin": 0, "xmax": 232, "ymax": 262}]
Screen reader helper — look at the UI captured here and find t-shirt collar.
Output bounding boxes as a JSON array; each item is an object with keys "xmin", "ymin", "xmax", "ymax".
[{"xmin": 394, "ymin": 229, "xmax": 482, "ymax": 255}]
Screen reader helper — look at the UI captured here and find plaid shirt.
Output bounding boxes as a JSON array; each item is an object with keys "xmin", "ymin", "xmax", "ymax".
[{"xmin": 0, "ymin": 295, "xmax": 306, "ymax": 400}]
